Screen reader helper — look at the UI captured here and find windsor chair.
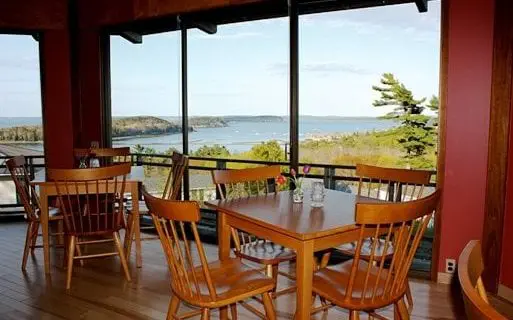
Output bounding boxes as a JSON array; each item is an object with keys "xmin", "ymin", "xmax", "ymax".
[
  {"xmin": 142, "ymin": 188, "xmax": 277, "ymax": 320},
  {"xmin": 47, "ymin": 163, "xmax": 132, "ymax": 289},
  {"xmin": 211, "ymin": 166, "xmax": 296, "ymax": 301},
  {"xmin": 125, "ymin": 152, "xmax": 187, "ymax": 252},
  {"xmin": 325, "ymin": 164, "xmax": 433, "ymax": 313},
  {"xmin": 458, "ymin": 240, "xmax": 507, "ymax": 320},
  {"xmin": 6, "ymin": 156, "xmax": 64, "ymax": 271},
  {"xmin": 312, "ymin": 189, "xmax": 441, "ymax": 319}
]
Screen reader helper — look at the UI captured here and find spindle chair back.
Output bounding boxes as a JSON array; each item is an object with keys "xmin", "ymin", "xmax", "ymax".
[
  {"xmin": 47, "ymin": 163, "xmax": 132, "ymax": 289},
  {"xmin": 313, "ymin": 190, "xmax": 441, "ymax": 318},
  {"xmin": 143, "ymin": 188, "xmax": 277, "ymax": 319},
  {"xmin": 356, "ymin": 164, "xmax": 432, "ymax": 202},
  {"xmin": 7, "ymin": 156, "xmax": 64, "ymax": 271}
]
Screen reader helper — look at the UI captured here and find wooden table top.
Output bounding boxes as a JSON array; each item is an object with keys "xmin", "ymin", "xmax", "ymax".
[
  {"xmin": 31, "ymin": 165, "xmax": 145, "ymax": 184},
  {"xmin": 206, "ymin": 189, "xmax": 365, "ymax": 241}
]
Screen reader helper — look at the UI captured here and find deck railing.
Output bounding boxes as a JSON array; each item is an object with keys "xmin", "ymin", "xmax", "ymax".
[{"xmin": 0, "ymin": 153, "xmax": 436, "ymax": 274}]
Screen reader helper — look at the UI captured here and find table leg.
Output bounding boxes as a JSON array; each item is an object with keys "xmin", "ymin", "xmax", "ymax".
[
  {"xmin": 40, "ymin": 189, "xmax": 51, "ymax": 275},
  {"xmin": 132, "ymin": 184, "xmax": 142, "ymax": 268},
  {"xmin": 217, "ymin": 211, "xmax": 230, "ymax": 261},
  {"xmin": 218, "ymin": 211, "xmax": 231, "ymax": 320},
  {"xmin": 296, "ymin": 240, "xmax": 314, "ymax": 320}
]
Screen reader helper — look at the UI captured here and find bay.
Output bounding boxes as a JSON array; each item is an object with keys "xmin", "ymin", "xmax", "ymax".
[{"xmin": 0, "ymin": 116, "xmax": 396, "ymax": 154}]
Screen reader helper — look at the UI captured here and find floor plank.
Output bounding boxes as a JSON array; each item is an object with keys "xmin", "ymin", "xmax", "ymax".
[{"xmin": 0, "ymin": 221, "xmax": 503, "ymax": 319}]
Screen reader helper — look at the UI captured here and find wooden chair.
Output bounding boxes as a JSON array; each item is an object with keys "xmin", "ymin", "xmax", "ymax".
[
  {"xmin": 328, "ymin": 164, "xmax": 433, "ymax": 312},
  {"xmin": 458, "ymin": 240, "xmax": 507, "ymax": 320},
  {"xmin": 142, "ymin": 188, "xmax": 277, "ymax": 320},
  {"xmin": 211, "ymin": 166, "xmax": 296, "ymax": 301},
  {"xmin": 312, "ymin": 189, "xmax": 441, "ymax": 319},
  {"xmin": 354, "ymin": 164, "xmax": 432, "ymax": 202},
  {"xmin": 124, "ymin": 152, "xmax": 187, "ymax": 253},
  {"xmin": 47, "ymin": 163, "xmax": 132, "ymax": 289},
  {"xmin": 6, "ymin": 156, "xmax": 64, "ymax": 271},
  {"xmin": 74, "ymin": 147, "xmax": 131, "ymax": 167}
]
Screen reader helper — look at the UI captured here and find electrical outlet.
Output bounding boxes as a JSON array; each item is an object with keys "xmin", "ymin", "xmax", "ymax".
[{"xmin": 446, "ymin": 258, "xmax": 456, "ymax": 274}]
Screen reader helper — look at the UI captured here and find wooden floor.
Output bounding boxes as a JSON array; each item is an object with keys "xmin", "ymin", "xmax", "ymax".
[{"xmin": 0, "ymin": 221, "xmax": 510, "ymax": 320}]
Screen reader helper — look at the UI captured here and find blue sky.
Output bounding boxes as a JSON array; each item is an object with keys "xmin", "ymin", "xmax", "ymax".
[{"xmin": 1, "ymin": 1, "xmax": 440, "ymax": 118}]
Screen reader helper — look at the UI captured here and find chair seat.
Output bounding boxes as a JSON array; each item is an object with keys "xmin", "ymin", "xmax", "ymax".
[
  {"xmin": 336, "ymin": 238, "xmax": 394, "ymax": 260},
  {"xmin": 236, "ymin": 241, "xmax": 296, "ymax": 265},
  {"xmin": 313, "ymin": 259, "xmax": 406, "ymax": 310},
  {"xmin": 178, "ymin": 258, "xmax": 275, "ymax": 308}
]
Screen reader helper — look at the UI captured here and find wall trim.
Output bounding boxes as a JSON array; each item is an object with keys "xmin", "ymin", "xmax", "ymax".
[{"xmin": 498, "ymin": 284, "xmax": 513, "ymax": 303}]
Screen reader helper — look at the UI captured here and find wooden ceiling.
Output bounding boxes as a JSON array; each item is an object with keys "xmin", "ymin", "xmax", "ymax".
[{"xmin": 0, "ymin": 0, "xmax": 423, "ymax": 34}]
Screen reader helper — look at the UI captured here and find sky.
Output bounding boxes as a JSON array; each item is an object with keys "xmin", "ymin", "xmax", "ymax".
[{"xmin": 0, "ymin": 1, "xmax": 440, "ymax": 118}]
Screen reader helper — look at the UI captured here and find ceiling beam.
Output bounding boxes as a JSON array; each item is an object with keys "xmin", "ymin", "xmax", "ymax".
[
  {"xmin": 188, "ymin": 21, "xmax": 217, "ymax": 34},
  {"xmin": 119, "ymin": 31, "xmax": 143, "ymax": 44},
  {"xmin": 415, "ymin": 0, "xmax": 428, "ymax": 12}
]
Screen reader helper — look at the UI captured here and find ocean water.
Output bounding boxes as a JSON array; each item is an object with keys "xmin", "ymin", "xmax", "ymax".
[{"xmin": 0, "ymin": 117, "xmax": 396, "ymax": 153}]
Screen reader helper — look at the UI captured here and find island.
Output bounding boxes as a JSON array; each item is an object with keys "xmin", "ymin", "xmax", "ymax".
[
  {"xmin": 0, "ymin": 116, "xmax": 194, "ymax": 142},
  {"xmin": 112, "ymin": 116, "xmax": 193, "ymax": 138},
  {"xmin": 189, "ymin": 116, "xmax": 228, "ymax": 128}
]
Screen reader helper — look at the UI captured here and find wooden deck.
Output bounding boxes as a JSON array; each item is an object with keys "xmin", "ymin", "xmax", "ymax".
[{"xmin": 0, "ymin": 221, "xmax": 509, "ymax": 319}]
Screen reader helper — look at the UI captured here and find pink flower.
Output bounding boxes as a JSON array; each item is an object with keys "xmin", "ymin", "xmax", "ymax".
[
  {"xmin": 290, "ymin": 168, "xmax": 296, "ymax": 177},
  {"xmin": 303, "ymin": 165, "xmax": 311, "ymax": 174},
  {"xmin": 275, "ymin": 175, "xmax": 287, "ymax": 185}
]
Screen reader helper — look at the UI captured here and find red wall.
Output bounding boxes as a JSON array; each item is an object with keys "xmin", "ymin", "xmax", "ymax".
[
  {"xmin": 501, "ymin": 81, "xmax": 513, "ymax": 289},
  {"xmin": 438, "ymin": 0, "xmax": 495, "ymax": 274}
]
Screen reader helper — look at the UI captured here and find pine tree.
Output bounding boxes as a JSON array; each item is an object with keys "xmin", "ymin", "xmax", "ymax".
[{"xmin": 372, "ymin": 73, "xmax": 436, "ymax": 158}]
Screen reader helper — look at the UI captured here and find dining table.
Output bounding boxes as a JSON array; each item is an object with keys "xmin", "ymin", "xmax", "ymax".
[
  {"xmin": 31, "ymin": 165, "xmax": 145, "ymax": 275},
  {"xmin": 206, "ymin": 189, "xmax": 375, "ymax": 320}
]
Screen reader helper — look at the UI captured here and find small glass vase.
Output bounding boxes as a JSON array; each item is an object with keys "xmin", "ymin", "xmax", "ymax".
[{"xmin": 293, "ymin": 188, "xmax": 304, "ymax": 203}]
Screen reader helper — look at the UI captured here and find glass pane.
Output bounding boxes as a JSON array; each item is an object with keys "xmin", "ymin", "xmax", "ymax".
[
  {"xmin": 299, "ymin": 2, "xmax": 441, "ymax": 171},
  {"xmin": 0, "ymin": 35, "xmax": 42, "ymax": 207},
  {"xmin": 110, "ymin": 32, "xmax": 182, "ymax": 195},
  {"xmin": 188, "ymin": 18, "xmax": 289, "ymax": 165}
]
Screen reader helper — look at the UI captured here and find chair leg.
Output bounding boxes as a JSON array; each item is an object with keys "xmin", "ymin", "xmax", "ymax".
[
  {"xmin": 230, "ymin": 303, "xmax": 237, "ymax": 320},
  {"xmin": 57, "ymin": 220, "xmax": 64, "ymax": 246},
  {"xmin": 166, "ymin": 296, "xmax": 180, "ymax": 320},
  {"xmin": 75, "ymin": 238, "xmax": 84, "ymax": 267},
  {"xmin": 124, "ymin": 214, "xmax": 134, "ymax": 258},
  {"xmin": 66, "ymin": 236, "xmax": 76, "ymax": 290},
  {"xmin": 405, "ymin": 282, "xmax": 414, "ymax": 313},
  {"xmin": 262, "ymin": 292, "xmax": 276, "ymax": 320},
  {"xmin": 22, "ymin": 222, "xmax": 34, "ymax": 271},
  {"xmin": 395, "ymin": 299, "xmax": 410, "ymax": 320},
  {"xmin": 113, "ymin": 232, "xmax": 131, "ymax": 282},
  {"xmin": 30, "ymin": 222, "xmax": 39, "ymax": 253},
  {"xmin": 271, "ymin": 264, "xmax": 279, "ymax": 295},
  {"xmin": 349, "ymin": 310, "xmax": 360, "ymax": 320},
  {"xmin": 200, "ymin": 308, "xmax": 210, "ymax": 320}
]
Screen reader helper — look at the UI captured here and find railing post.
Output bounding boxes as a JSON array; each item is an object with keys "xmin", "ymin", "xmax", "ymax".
[
  {"xmin": 28, "ymin": 157, "xmax": 35, "ymax": 180},
  {"xmin": 136, "ymin": 154, "xmax": 142, "ymax": 166},
  {"xmin": 215, "ymin": 159, "xmax": 227, "ymax": 199},
  {"xmin": 323, "ymin": 167, "xmax": 335, "ymax": 190}
]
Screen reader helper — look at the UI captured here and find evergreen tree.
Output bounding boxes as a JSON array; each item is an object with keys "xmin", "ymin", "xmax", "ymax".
[{"xmin": 372, "ymin": 73, "xmax": 437, "ymax": 158}]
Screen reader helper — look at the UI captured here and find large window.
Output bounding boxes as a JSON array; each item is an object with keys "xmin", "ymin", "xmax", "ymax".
[
  {"xmin": 188, "ymin": 18, "xmax": 289, "ymax": 161},
  {"xmin": 110, "ymin": 32, "xmax": 182, "ymax": 193},
  {"xmin": 0, "ymin": 35, "xmax": 42, "ymax": 153},
  {"xmin": 0, "ymin": 34, "xmax": 42, "ymax": 205},
  {"xmin": 110, "ymin": 32, "xmax": 182, "ymax": 153},
  {"xmin": 298, "ymin": 2, "xmax": 441, "ymax": 171},
  {"xmin": 187, "ymin": 18, "xmax": 289, "ymax": 201}
]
